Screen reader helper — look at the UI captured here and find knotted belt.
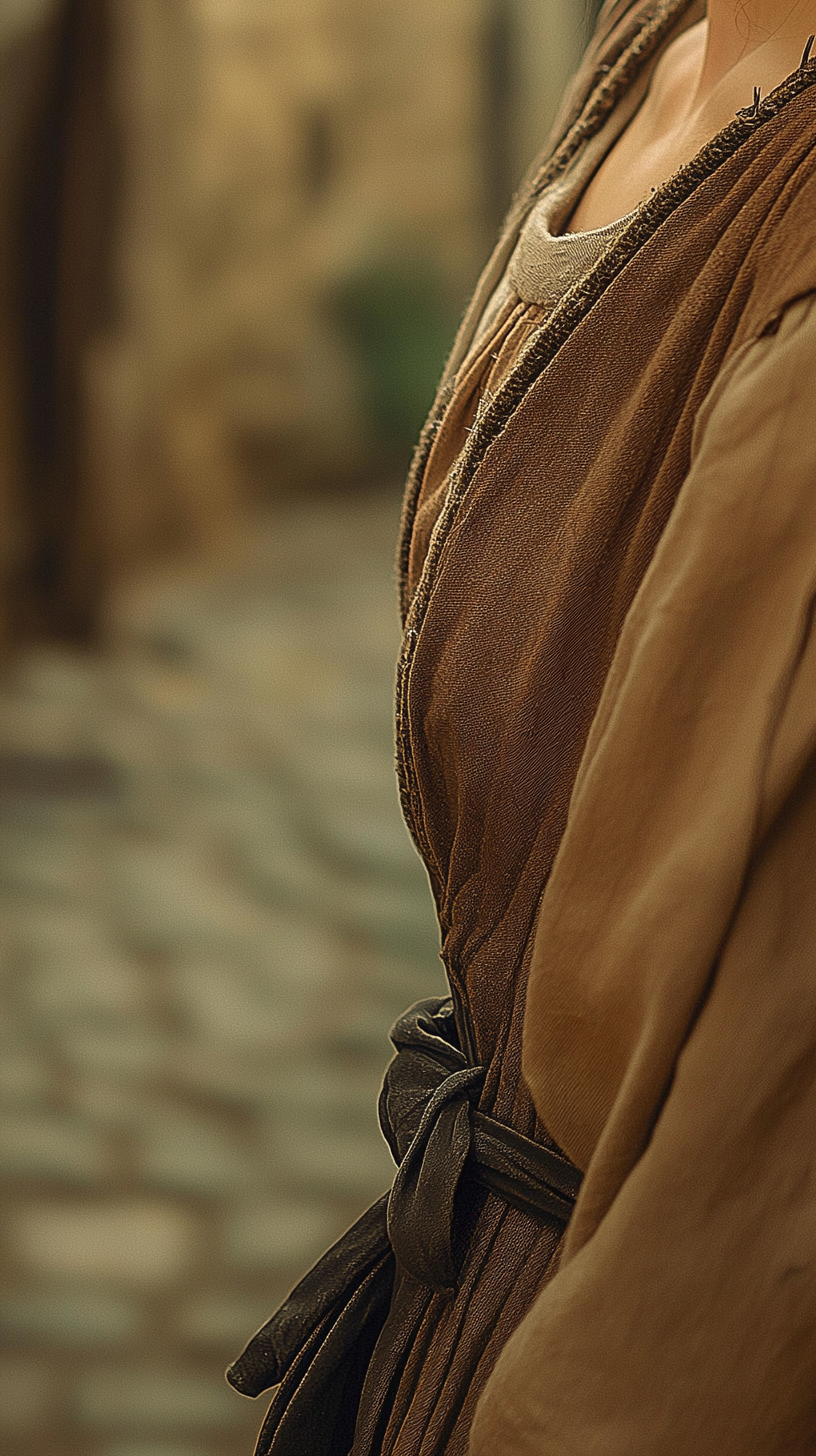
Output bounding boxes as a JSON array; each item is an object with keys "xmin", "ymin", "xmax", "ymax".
[{"xmin": 227, "ymin": 997, "xmax": 582, "ymax": 1456}]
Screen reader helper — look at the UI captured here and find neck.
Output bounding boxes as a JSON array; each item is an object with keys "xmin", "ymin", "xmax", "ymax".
[{"xmin": 695, "ymin": 0, "xmax": 816, "ymax": 103}]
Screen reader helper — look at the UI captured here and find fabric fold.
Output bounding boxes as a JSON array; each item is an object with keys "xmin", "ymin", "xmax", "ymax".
[
  {"xmin": 226, "ymin": 997, "xmax": 581, "ymax": 1455},
  {"xmin": 386, "ymin": 1063, "xmax": 485, "ymax": 1290},
  {"xmin": 470, "ymin": 293, "xmax": 816, "ymax": 1456}
]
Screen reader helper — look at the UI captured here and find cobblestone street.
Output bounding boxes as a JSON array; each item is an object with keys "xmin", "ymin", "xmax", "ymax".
[{"xmin": 0, "ymin": 487, "xmax": 444, "ymax": 1456}]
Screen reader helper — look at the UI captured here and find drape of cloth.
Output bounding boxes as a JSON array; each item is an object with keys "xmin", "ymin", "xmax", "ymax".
[
  {"xmin": 227, "ymin": 999, "xmax": 581, "ymax": 1456},
  {"xmin": 386, "ymin": 2, "xmax": 816, "ymax": 1453},
  {"xmin": 471, "ymin": 283, "xmax": 816, "ymax": 1456}
]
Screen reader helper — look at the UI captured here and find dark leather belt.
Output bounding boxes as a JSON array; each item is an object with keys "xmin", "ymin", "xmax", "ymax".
[{"xmin": 227, "ymin": 996, "xmax": 582, "ymax": 1456}]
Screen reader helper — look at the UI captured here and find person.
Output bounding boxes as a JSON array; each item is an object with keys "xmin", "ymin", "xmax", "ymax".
[{"xmin": 229, "ymin": 0, "xmax": 816, "ymax": 1451}]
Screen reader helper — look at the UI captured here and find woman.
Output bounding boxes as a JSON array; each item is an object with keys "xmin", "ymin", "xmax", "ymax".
[{"xmin": 230, "ymin": 0, "xmax": 816, "ymax": 1450}]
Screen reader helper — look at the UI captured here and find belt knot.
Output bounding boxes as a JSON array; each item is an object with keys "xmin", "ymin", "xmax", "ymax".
[
  {"xmin": 386, "ymin": 1061, "xmax": 485, "ymax": 1289},
  {"xmin": 227, "ymin": 995, "xmax": 582, "ymax": 1416}
]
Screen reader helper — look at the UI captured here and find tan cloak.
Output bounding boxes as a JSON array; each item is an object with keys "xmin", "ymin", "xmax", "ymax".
[{"xmin": 472, "ymin": 287, "xmax": 816, "ymax": 1455}]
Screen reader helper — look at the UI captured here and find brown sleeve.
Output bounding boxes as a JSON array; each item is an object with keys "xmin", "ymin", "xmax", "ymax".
[{"xmin": 470, "ymin": 295, "xmax": 816, "ymax": 1454}]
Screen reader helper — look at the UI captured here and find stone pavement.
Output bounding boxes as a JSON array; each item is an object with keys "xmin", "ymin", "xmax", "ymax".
[{"xmin": 0, "ymin": 486, "xmax": 445, "ymax": 1456}]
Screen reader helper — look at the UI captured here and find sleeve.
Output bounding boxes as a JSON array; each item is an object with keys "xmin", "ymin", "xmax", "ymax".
[{"xmin": 469, "ymin": 292, "xmax": 816, "ymax": 1455}]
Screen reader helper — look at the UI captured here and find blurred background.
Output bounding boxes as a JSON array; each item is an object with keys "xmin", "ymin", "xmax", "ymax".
[{"xmin": 0, "ymin": 1, "xmax": 594, "ymax": 1452}]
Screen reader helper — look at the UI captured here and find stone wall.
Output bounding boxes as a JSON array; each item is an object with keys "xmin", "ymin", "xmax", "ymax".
[
  {"xmin": 97, "ymin": 0, "xmax": 486, "ymax": 557},
  {"xmin": 0, "ymin": 0, "xmax": 589, "ymax": 629},
  {"xmin": 96, "ymin": 0, "xmax": 588, "ymax": 554}
]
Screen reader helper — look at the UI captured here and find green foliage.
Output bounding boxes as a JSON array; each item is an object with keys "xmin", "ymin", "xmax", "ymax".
[{"xmin": 330, "ymin": 256, "xmax": 462, "ymax": 462}]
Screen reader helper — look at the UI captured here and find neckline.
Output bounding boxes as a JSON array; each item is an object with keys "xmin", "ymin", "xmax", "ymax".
[
  {"xmin": 565, "ymin": 206, "xmax": 641, "ymax": 240},
  {"xmin": 509, "ymin": 183, "xmax": 640, "ymax": 311},
  {"xmin": 532, "ymin": 186, "xmax": 640, "ymax": 245},
  {"xmin": 398, "ymin": 0, "xmax": 816, "ymax": 625},
  {"xmin": 553, "ymin": 19, "xmax": 816, "ymax": 237},
  {"xmin": 536, "ymin": 50, "xmax": 660, "ymax": 241}
]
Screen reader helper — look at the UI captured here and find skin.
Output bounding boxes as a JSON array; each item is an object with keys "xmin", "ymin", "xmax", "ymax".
[{"xmin": 569, "ymin": 0, "xmax": 816, "ymax": 229}]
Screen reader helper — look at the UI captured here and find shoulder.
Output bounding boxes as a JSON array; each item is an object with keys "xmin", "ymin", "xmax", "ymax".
[
  {"xmin": 737, "ymin": 156, "xmax": 816, "ymax": 344},
  {"xmin": 693, "ymin": 290, "xmax": 816, "ymax": 479}
]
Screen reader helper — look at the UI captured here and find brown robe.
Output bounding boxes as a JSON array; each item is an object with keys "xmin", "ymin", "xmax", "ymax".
[
  {"xmin": 233, "ymin": 1, "xmax": 816, "ymax": 1450},
  {"xmin": 375, "ymin": 0, "xmax": 816, "ymax": 1450}
]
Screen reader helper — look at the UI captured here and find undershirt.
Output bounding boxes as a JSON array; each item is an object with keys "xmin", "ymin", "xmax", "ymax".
[{"xmin": 406, "ymin": 72, "xmax": 653, "ymax": 601}]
